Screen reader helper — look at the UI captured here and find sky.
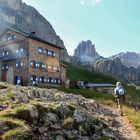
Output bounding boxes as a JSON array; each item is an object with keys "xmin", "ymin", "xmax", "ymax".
[{"xmin": 22, "ymin": 0, "xmax": 140, "ymax": 57}]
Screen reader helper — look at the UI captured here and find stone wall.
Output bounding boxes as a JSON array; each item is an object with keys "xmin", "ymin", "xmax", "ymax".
[{"xmin": 28, "ymin": 38, "xmax": 61, "ymax": 81}]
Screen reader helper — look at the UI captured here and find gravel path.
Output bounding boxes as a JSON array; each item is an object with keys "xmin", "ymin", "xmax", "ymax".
[{"xmin": 107, "ymin": 109, "xmax": 140, "ymax": 140}]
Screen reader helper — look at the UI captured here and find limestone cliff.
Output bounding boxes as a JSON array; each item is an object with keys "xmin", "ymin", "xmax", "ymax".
[
  {"xmin": 72, "ymin": 40, "xmax": 101, "ymax": 66},
  {"xmin": 94, "ymin": 58, "xmax": 140, "ymax": 84},
  {"xmin": 109, "ymin": 52, "xmax": 140, "ymax": 68},
  {"xmin": 0, "ymin": 0, "xmax": 70, "ymax": 61}
]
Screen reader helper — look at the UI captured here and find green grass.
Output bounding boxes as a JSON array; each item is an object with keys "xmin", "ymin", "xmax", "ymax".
[
  {"xmin": 125, "ymin": 86, "xmax": 140, "ymax": 107},
  {"xmin": 0, "ymin": 117, "xmax": 32, "ymax": 140},
  {"xmin": 63, "ymin": 62, "xmax": 116, "ymax": 83},
  {"xmin": 63, "ymin": 117, "xmax": 74, "ymax": 126}
]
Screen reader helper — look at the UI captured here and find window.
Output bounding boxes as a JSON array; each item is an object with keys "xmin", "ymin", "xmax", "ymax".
[
  {"xmin": 53, "ymin": 52, "xmax": 56, "ymax": 57},
  {"xmin": 16, "ymin": 61, "xmax": 24, "ymax": 68},
  {"xmin": 2, "ymin": 65, "xmax": 5, "ymax": 70},
  {"xmin": 2, "ymin": 51, "xmax": 9, "ymax": 56},
  {"xmin": 6, "ymin": 65, "xmax": 8, "ymax": 70},
  {"xmin": 31, "ymin": 76, "xmax": 34, "ymax": 81},
  {"xmin": 43, "ymin": 49, "xmax": 47, "ymax": 55},
  {"xmin": 58, "ymin": 79, "xmax": 61, "ymax": 84},
  {"xmin": 48, "ymin": 77, "xmax": 52, "ymax": 83},
  {"xmin": 21, "ymin": 48, "xmax": 24, "ymax": 52},
  {"xmin": 30, "ymin": 61, "xmax": 46, "ymax": 69},
  {"xmin": 12, "ymin": 35, "xmax": 16, "ymax": 40},
  {"xmin": 16, "ymin": 61, "xmax": 18, "ymax": 68},
  {"xmin": 36, "ymin": 77, "xmax": 39, "ymax": 82},
  {"xmin": 54, "ymin": 78, "xmax": 57, "ymax": 84},
  {"xmin": 39, "ymin": 77, "xmax": 42, "ymax": 83},
  {"xmin": 6, "ymin": 34, "xmax": 16, "ymax": 41},
  {"xmin": 30, "ymin": 61, "xmax": 33, "ymax": 66},
  {"xmin": 58, "ymin": 67, "xmax": 61, "ymax": 72},
  {"xmin": 30, "ymin": 61, "xmax": 36, "ymax": 68},
  {"xmin": 30, "ymin": 75, "xmax": 37, "ymax": 84},
  {"xmin": 38, "ymin": 47, "xmax": 42, "ymax": 54},
  {"xmin": 48, "ymin": 65, "xmax": 52, "ymax": 71},
  {"xmin": 6, "ymin": 51, "xmax": 9, "ymax": 56},
  {"xmin": 20, "ymin": 62, "xmax": 24, "ymax": 68},
  {"xmin": 42, "ymin": 63, "xmax": 46, "ymax": 69},
  {"xmin": 49, "ymin": 77, "xmax": 52, "ymax": 83},
  {"xmin": 48, "ymin": 50, "xmax": 52, "ymax": 56},
  {"xmin": 2, "ymin": 64, "xmax": 9, "ymax": 71},
  {"xmin": 53, "ymin": 66, "xmax": 57, "ymax": 72},
  {"xmin": 16, "ymin": 48, "xmax": 24, "ymax": 56},
  {"xmin": 44, "ymin": 77, "xmax": 47, "ymax": 83},
  {"xmin": 16, "ymin": 49, "xmax": 19, "ymax": 53},
  {"xmin": 35, "ymin": 62, "xmax": 40, "ymax": 68}
]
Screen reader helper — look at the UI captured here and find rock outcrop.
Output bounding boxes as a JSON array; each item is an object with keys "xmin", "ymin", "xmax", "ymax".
[
  {"xmin": 109, "ymin": 52, "xmax": 140, "ymax": 68},
  {"xmin": 72, "ymin": 40, "xmax": 101, "ymax": 65},
  {"xmin": 0, "ymin": 83, "xmax": 139, "ymax": 139},
  {"xmin": 0, "ymin": 0, "xmax": 70, "ymax": 61},
  {"xmin": 94, "ymin": 58, "xmax": 140, "ymax": 84}
]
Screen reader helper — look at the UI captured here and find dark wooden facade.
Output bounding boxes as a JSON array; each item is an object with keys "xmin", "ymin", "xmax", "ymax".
[{"xmin": 0, "ymin": 28, "xmax": 66, "ymax": 87}]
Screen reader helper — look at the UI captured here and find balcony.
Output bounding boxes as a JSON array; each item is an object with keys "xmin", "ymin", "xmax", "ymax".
[{"xmin": 0, "ymin": 51, "xmax": 27, "ymax": 62}]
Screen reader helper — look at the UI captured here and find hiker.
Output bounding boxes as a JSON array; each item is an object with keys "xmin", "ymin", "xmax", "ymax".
[{"xmin": 114, "ymin": 81, "xmax": 125, "ymax": 116}]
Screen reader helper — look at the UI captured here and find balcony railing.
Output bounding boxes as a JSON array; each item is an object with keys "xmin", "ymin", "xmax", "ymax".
[{"xmin": 0, "ymin": 52, "xmax": 28, "ymax": 61}]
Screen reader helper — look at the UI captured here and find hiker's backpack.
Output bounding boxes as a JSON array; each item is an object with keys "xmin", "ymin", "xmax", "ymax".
[{"xmin": 116, "ymin": 86, "xmax": 125, "ymax": 95}]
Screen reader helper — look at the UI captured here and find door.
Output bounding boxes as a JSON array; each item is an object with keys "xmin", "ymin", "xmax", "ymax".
[
  {"xmin": 14, "ymin": 76, "xmax": 23, "ymax": 85},
  {"xmin": 6, "ymin": 67, "xmax": 14, "ymax": 84}
]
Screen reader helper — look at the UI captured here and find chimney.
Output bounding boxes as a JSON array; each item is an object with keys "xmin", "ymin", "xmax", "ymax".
[{"xmin": 30, "ymin": 31, "xmax": 36, "ymax": 36}]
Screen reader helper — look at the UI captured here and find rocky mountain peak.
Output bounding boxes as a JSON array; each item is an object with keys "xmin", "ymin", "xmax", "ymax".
[
  {"xmin": 72, "ymin": 40, "xmax": 101, "ymax": 65},
  {"xmin": 74, "ymin": 40, "xmax": 98, "ymax": 57}
]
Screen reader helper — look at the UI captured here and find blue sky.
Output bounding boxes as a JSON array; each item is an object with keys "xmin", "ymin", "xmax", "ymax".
[{"xmin": 22, "ymin": 0, "xmax": 140, "ymax": 57}]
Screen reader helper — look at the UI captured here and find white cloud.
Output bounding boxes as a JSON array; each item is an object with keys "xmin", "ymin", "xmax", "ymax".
[
  {"xmin": 81, "ymin": 1, "xmax": 85, "ymax": 5},
  {"xmin": 95, "ymin": 0, "xmax": 101, "ymax": 3}
]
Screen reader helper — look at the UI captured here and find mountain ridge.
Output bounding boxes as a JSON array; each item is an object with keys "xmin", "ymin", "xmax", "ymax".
[
  {"xmin": 109, "ymin": 52, "xmax": 140, "ymax": 68},
  {"xmin": 71, "ymin": 40, "xmax": 140, "ymax": 84}
]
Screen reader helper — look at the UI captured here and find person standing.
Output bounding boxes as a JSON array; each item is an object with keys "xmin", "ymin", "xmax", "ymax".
[{"xmin": 114, "ymin": 81, "xmax": 125, "ymax": 116}]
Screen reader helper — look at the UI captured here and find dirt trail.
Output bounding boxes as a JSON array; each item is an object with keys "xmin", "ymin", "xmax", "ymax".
[{"xmin": 109, "ymin": 109, "xmax": 140, "ymax": 140}]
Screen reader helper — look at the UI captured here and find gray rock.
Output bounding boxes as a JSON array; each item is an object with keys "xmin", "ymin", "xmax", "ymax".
[
  {"xmin": 55, "ymin": 135, "xmax": 64, "ymax": 140},
  {"xmin": 50, "ymin": 124, "xmax": 61, "ymax": 130},
  {"xmin": 73, "ymin": 110, "xmax": 86, "ymax": 123},
  {"xmin": 29, "ymin": 105, "xmax": 38, "ymax": 119},
  {"xmin": 39, "ymin": 126, "xmax": 48, "ymax": 134},
  {"xmin": 46, "ymin": 113, "xmax": 59, "ymax": 123}
]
